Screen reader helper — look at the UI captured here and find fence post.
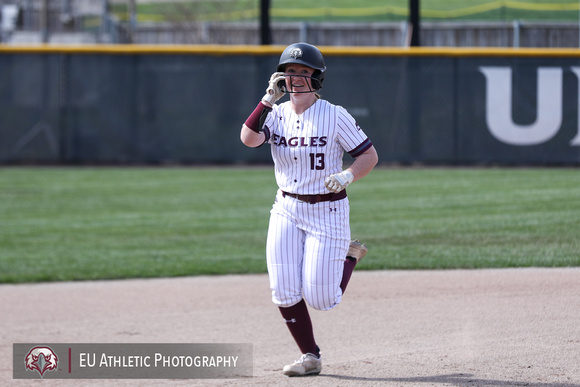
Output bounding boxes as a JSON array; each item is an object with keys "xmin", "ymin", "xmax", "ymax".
[
  {"xmin": 513, "ymin": 20, "xmax": 520, "ymax": 47},
  {"xmin": 409, "ymin": 0, "xmax": 420, "ymax": 46},
  {"xmin": 260, "ymin": 0, "xmax": 271, "ymax": 44}
]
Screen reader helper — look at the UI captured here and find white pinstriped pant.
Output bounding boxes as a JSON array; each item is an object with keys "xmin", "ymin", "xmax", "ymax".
[{"xmin": 266, "ymin": 189, "xmax": 350, "ymax": 311}]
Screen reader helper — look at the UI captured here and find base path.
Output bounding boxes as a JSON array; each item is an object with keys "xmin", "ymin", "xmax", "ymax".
[{"xmin": 2, "ymin": 268, "xmax": 579, "ymax": 386}]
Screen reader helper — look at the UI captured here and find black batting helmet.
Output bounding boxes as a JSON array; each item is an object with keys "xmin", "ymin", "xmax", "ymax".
[{"xmin": 277, "ymin": 42, "xmax": 326, "ymax": 91}]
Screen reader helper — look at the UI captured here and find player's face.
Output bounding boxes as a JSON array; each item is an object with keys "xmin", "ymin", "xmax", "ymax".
[{"xmin": 284, "ymin": 64, "xmax": 315, "ymax": 93}]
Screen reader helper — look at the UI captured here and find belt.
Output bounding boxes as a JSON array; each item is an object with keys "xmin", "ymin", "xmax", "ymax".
[{"xmin": 281, "ymin": 190, "xmax": 347, "ymax": 204}]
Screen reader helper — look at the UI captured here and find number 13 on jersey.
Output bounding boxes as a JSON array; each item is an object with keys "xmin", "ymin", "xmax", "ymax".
[{"xmin": 310, "ymin": 153, "xmax": 325, "ymax": 170}]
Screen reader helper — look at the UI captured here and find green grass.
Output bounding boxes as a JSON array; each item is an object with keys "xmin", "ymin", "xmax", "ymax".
[
  {"xmin": 350, "ymin": 167, "xmax": 580, "ymax": 269},
  {"xmin": 113, "ymin": 0, "xmax": 580, "ymax": 24},
  {"xmin": 1, "ymin": 167, "xmax": 579, "ymax": 283}
]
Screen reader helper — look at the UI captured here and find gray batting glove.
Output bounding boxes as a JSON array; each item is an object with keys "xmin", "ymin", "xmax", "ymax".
[
  {"xmin": 325, "ymin": 170, "xmax": 355, "ymax": 193},
  {"xmin": 261, "ymin": 72, "xmax": 286, "ymax": 105}
]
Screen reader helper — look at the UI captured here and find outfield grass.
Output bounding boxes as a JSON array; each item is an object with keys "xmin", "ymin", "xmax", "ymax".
[
  {"xmin": 1, "ymin": 167, "xmax": 578, "ymax": 283},
  {"xmin": 119, "ymin": 0, "xmax": 580, "ymax": 23}
]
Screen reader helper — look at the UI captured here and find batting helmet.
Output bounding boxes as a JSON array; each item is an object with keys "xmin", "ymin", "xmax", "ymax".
[{"xmin": 277, "ymin": 42, "xmax": 326, "ymax": 92}]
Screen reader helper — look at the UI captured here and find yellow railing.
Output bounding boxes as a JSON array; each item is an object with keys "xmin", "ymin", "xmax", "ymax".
[{"xmin": 2, "ymin": 45, "xmax": 580, "ymax": 58}]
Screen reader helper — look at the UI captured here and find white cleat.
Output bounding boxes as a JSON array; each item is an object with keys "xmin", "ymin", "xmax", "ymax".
[
  {"xmin": 347, "ymin": 240, "xmax": 368, "ymax": 263},
  {"xmin": 283, "ymin": 353, "xmax": 322, "ymax": 377}
]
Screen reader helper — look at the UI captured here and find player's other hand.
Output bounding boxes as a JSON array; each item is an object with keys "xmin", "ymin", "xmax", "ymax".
[
  {"xmin": 325, "ymin": 170, "xmax": 355, "ymax": 193},
  {"xmin": 262, "ymin": 72, "xmax": 286, "ymax": 106}
]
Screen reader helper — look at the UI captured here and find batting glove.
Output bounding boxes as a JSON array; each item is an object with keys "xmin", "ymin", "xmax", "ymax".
[
  {"xmin": 261, "ymin": 72, "xmax": 286, "ymax": 105},
  {"xmin": 325, "ymin": 170, "xmax": 355, "ymax": 193}
]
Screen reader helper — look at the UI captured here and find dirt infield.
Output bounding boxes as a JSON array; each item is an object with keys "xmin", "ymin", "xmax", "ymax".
[{"xmin": 2, "ymin": 268, "xmax": 580, "ymax": 386}]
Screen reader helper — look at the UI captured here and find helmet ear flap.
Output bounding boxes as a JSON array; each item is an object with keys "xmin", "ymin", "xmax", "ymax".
[
  {"xmin": 277, "ymin": 78, "xmax": 287, "ymax": 93},
  {"xmin": 311, "ymin": 70, "xmax": 324, "ymax": 91}
]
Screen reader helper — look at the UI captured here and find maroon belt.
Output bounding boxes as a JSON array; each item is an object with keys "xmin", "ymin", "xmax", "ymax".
[{"xmin": 282, "ymin": 190, "xmax": 347, "ymax": 204}]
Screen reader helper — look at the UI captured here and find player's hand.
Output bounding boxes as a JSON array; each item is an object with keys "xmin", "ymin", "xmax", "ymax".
[
  {"xmin": 325, "ymin": 170, "xmax": 355, "ymax": 193},
  {"xmin": 261, "ymin": 72, "xmax": 286, "ymax": 106}
]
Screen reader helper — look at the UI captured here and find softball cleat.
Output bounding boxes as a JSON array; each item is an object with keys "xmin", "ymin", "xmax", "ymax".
[
  {"xmin": 347, "ymin": 240, "xmax": 368, "ymax": 263},
  {"xmin": 283, "ymin": 353, "xmax": 322, "ymax": 377}
]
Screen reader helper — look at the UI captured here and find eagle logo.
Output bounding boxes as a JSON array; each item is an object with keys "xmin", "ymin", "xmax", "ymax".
[
  {"xmin": 289, "ymin": 48, "xmax": 303, "ymax": 59},
  {"xmin": 24, "ymin": 346, "xmax": 59, "ymax": 378}
]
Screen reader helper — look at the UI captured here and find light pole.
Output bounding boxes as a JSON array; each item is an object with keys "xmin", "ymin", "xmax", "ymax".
[
  {"xmin": 409, "ymin": 0, "xmax": 420, "ymax": 46},
  {"xmin": 260, "ymin": 0, "xmax": 271, "ymax": 45}
]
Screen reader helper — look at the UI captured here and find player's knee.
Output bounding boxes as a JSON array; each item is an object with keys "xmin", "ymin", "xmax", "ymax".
[
  {"xmin": 304, "ymin": 292, "xmax": 342, "ymax": 311},
  {"xmin": 271, "ymin": 290, "xmax": 302, "ymax": 308}
]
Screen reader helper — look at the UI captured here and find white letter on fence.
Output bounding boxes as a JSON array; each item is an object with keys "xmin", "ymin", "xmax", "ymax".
[
  {"xmin": 568, "ymin": 67, "xmax": 580, "ymax": 146},
  {"xmin": 479, "ymin": 66, "xmax": 562, "ymax": 146}
]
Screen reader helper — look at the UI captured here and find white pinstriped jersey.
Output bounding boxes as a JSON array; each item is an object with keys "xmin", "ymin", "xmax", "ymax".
[{"xmin": 263, "ymin": 99, "xmax": 372, "ymax": 195}]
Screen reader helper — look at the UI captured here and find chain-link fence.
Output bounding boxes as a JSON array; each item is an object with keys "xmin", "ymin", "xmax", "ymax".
[{"xmin": 2, "ymin": 1, "xmax": 580, "ymax": 46}]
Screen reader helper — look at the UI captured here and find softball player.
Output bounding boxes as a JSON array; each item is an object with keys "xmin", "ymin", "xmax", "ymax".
[{"xmin": 240, "ymin": 42, "xmax": 378, "ymax": 377}]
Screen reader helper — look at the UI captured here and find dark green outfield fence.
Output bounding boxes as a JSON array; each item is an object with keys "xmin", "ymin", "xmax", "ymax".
[{"xmin": 1, "ymin": 45, "xmax": 579, "ymax": 165}]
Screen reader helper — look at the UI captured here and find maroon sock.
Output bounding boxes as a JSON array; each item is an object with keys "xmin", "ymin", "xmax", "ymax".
[
  {"xmin": 340, "ymin": 257, "xmax": 357, "ymax": 294},
  {"xmin": 278, "ymin": 299, "xmax": 319, "ymax": 356}
]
